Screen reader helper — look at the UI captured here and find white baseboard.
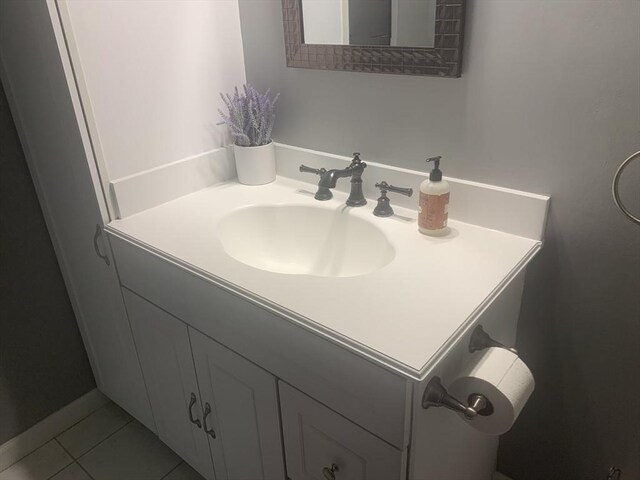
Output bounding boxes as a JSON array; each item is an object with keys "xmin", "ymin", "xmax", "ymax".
[{"xmin": 0, "ymin": 388, "xmax": 108, "ymax": 471}]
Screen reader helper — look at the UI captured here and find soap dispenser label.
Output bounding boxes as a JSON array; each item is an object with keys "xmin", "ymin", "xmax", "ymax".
[{"xmin": 418, "ymin": 192, "xmax": 449, "ymax": 230}]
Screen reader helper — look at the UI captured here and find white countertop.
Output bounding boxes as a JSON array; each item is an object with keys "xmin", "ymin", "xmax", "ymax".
[{"xmin": 107, "ymin": 177, "xmax": 541, "ymax": 380}]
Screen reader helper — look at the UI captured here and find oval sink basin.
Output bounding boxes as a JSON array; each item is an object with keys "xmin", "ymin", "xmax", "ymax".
[{"xmin": 217, "ymin": 205, "xmax": 395, "ymax": 278}]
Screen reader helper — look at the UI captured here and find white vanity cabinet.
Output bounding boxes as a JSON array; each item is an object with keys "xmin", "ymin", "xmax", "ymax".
[
  {"xmin": 100, "ymin": 135, "xmax": 547, "ymax": 480},
  {"xmin": 106, "ymin": 222, "xmax": 530, "ymax": 480},
  {"xmin": 123, "ymin": 288, "xmax": 286, "ymax": 480}
]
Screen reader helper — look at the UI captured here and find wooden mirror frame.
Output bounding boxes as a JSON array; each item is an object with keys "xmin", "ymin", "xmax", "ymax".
[{"xmin": 281, "ymin": 0, "xmax": 466, "ymax": 78}]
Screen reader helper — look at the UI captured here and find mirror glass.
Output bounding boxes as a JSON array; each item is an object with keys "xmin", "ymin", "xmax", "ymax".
[{"xmin": 300, "ymin": 0, "xmax": 436, "ymax": 48}]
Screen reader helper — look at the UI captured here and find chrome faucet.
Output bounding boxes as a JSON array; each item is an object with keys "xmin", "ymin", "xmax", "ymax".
[{"xmin": 299, "ymin": 152, "xmax": 367, "ymax": 206}]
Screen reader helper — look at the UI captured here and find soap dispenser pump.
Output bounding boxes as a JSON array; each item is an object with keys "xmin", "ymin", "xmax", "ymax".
[{"xmin": 418, "ymin": 156, "xmax": 450, "ymax": 236}]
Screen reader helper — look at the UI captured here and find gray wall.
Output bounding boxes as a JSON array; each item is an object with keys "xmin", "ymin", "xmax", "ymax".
[
  {"xmin": 0, "ymin": 82, "xmax": 95, "ymax": 445},
  {"xmin": 238, "ymin": 0, "xmax": 640, "ymax": 477}
]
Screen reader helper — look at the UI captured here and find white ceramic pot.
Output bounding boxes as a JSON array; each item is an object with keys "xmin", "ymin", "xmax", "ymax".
[{"xmin": 234, "ymin": 142, "xmax": 276, "ymax": 185}]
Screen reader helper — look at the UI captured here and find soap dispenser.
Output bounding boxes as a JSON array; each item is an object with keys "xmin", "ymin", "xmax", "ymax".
[{"xmin": 418, "ymin": 156, "xmax": 450, "ymax": 236}]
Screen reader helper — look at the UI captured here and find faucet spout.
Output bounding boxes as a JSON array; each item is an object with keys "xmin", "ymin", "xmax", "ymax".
[{"xmin": 318, "ymin": 168, "xmax": 354, "ymax": 189}]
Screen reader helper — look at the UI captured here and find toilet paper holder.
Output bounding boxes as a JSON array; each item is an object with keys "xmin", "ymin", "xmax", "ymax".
[
  {"xmin": 469, "ymin": 325, "xmax": 518, "ymax": 355},
  {"xmin": 422, "ymin": 376, "xmax": 494, "ymax": 419},
  {"xmin": 423, "ymin": 326, "xmax": 520, "ymax": 419}
]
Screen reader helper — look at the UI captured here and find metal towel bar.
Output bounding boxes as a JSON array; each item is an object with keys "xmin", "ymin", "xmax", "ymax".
[{"xmin": 612, "ymin": 151, "xmax": 640, "ymax": 226}]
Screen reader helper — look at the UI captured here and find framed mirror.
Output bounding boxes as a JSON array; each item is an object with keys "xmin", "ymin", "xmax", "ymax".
[{"xmin": 282, "ymin": 0, "xmax": 466, "ymax": 77}]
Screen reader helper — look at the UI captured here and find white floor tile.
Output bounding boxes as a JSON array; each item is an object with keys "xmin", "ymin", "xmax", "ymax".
[
  {"xmin": 78, "ymin": 421, "xmax": 180, "ymax": 480},
  {"xmin": 162, "ymin": 463, "xmax": 206, "ymax": 480},
  {"xmin": 57, "ymin": 401, "xmax": 131, "ymax": 458},
  {"xmin": 0, "ymin": 441, "xmax": 72, "ymax": 480},
  {"xmin": 49, "ymin": 463, "xmax": 92, "ymax": 480}
]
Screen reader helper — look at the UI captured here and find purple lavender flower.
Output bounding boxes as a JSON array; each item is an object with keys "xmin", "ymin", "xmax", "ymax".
[{"xmin": 218, "ymin": 84, "xmax": 279, "ymax": 147}]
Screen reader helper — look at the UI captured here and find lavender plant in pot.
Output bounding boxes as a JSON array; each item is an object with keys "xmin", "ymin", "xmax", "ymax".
[{"xmin": 219, "ymin": 84, "xmax": 279, "ymax": 185}]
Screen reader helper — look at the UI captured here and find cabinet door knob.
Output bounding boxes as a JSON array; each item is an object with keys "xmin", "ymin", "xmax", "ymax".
[
  {"xmin": 203, "ymin": 402, "xmax": 216, "ymax": 439},
  {"xmin": 93, "ymin": 224, "xmax": 110, "ymax": 266},
  {"xmin": 322, "ymin": 463, "xmax": 339, "ymax": 480},
  {"xmin": 188, "ymin": 393, "xmax": 202, "ymax": 428}
]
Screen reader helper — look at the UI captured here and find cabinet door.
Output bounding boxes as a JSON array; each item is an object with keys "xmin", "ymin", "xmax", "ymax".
[
  {"xmin": 0, "ymin": 1, "xmax": 154, "ymax": 430},
  {"xmin": 190, "ymin": 328, "xmax": 285, "ymax": 480},
  {"xmin": 280, "ymin": 382, "xmax": 405, "ymax": 480},
  {"xmin": 124, "ymin": 290, "xmax": 215, "ymax": 479}
]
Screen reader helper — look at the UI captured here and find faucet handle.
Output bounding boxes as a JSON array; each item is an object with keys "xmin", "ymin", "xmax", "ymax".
[
  {"xmin": 373, "ymin": 181, "xmax": 413, "ymax": 217},
  {"xmin": 300, "ymin": 164, "xmax": 332, "ymax": 201},
  {"xmin": 375, "ymin": 181, "xmax": 413, "ymax": 197},
  {"xmin": 299, "ymin": 164, "xmax": 326, "ymax": 176}
]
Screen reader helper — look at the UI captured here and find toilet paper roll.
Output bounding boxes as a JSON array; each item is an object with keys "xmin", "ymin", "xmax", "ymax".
[{"xmin": 449, "ymin": 347, "xmax": 535, "ymax": 435}]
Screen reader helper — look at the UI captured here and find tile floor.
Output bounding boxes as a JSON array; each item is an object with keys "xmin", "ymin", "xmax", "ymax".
[
  {"xmin": 1, "ymin": 397, "xmax": 513, "ymax": 480},
  {"xmin": 0, "ymin": 402, "xmax": 205, "ymax": 480}
]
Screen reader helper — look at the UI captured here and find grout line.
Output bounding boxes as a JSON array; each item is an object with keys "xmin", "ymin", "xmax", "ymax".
[
  {"xmin": 1, "ymin": 440, "xmax": 73, "ymax": 480},
  {"xmin": 0, "ymin": 445, "xmax": 34, "ymax": 472},
  {"xmin": 0, "ymin": 439, "xmax": 73, "ymax": 476},
  {"xmin": 52, "ymin": 439, "xmax": 94, "ymax": 479},
  {"xmin": 74, "ymin": 418, "xmax": 134, "ymax": 462},
  {"xmin": 0, "ymin": 397, "xmax": 109, "ymax": 473},
  {"xmin": 44, "ymin": 460, "xmax": 95, "ymax": 480},
  {"xmin": 53, "ymin": 439, "xmax": 89, "ymax": 479},
  {"xmin": 44, "ymin": 441, "xmax": 74, "ymax": 480},
  {"xmin": 52, "ymin": 401, "xmax": 112, "ymax": 446},
  {"xmin": 53, "ymin": 438, "xmax": 71, "ymax": 458},
  {"xmin": 52, "ymin": 438, "xmax": 94, "ymax": 480},
  {"xmin": 45, "ymin": 464, "xmax": 72, "ymax": 480},
  {"xmin": 76, "ymin": 461, "xmax": 96, "ymax": 480},
  {"xmin": 159, "ymin": 461, "xmax": 184, "ymax": 480}
]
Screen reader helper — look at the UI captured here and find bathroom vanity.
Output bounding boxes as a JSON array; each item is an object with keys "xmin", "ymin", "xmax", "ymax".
[{"xmin": 103, "ymin": 146, "xmax": 549, "ymax": 480}]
